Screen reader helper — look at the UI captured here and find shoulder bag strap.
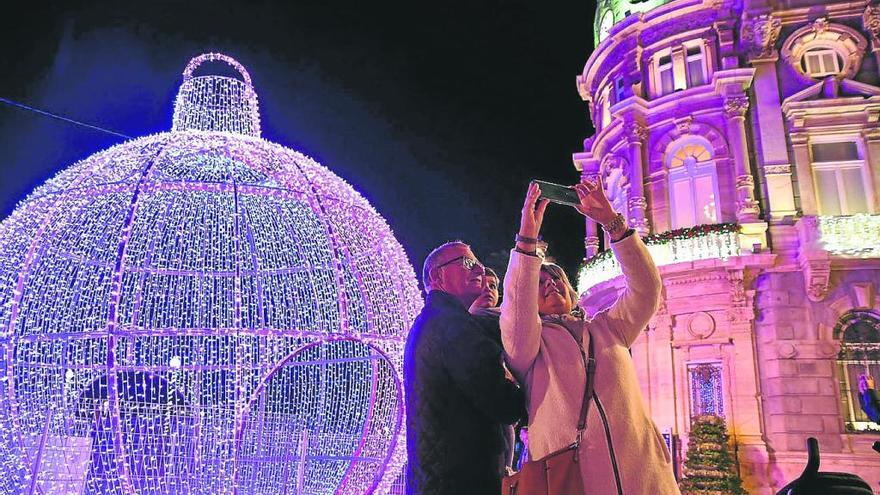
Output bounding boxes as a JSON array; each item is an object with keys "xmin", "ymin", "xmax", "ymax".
[{"xmin": 575, "ymin": 332, "xmax": 596, "ymax": 436}]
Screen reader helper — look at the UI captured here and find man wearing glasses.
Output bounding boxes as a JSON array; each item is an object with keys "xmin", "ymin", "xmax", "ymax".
[{"xmin": 404, "ymin": 242, "xmax": 525, "ymax": 495}]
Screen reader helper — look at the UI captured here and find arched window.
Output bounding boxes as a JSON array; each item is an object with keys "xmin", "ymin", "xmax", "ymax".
[
  {"xmin": 781, "ymin": 19, "xmax": 867, "ymax": 83},
  {"xmin": 666, "ymin": 137, "xmax": 720, "ymax": 229},
  {"xmin": 836, "ymin": 311, "xmax": 880, "ymax": 431}
]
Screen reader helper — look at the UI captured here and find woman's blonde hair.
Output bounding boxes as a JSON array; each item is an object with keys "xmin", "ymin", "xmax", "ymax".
[{"xmin": 539, "ymin": 262, "xmax": 583, "ymax": 317}]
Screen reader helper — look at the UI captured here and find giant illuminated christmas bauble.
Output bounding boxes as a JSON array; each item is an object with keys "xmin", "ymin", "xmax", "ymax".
[{"xmin": 0, "ymin": 53, "xmax": 421, "ymax": 495}]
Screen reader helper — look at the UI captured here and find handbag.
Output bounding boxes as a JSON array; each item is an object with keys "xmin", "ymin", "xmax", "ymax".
[{"xmin": 502, "ymin": 332, "xmax": 596, "ymax": 495}]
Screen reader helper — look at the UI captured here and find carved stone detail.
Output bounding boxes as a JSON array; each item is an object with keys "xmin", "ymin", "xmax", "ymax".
[
  {"xmin": 585, "ymin": 236, "xmax": 600, "ymax": 249},
  {"xmin": 864, "ymin": 5, "xmax": 880, "ymax": 40},
  {"xmin": 687, "ymin": 312, "xmax": 716, "ymax": 339},
  {"xmin": 624, "ymin": 122, "xmax": 649, "ymax": 143},
  {"xmin": 675, "ymin": 116, "xmax": 694, "ymax": 135},
  {"xmin": 800, "ymin": 256, "xmax": 832, "ymax": 302},
  {"xmin": 649, "ymin": 295, "xmax": 673, "ymax": 330},
  {"xmin": 724, "ymin": 96, "xmax": 750, "ymax": 118},
  {"xmin": 735, "ymin": 174, "xmax": 755, "ymax": 189},
  {"xmin": 628, "ymin": 196, "xmax": 648, "ymax": 210},
  {"xmin": 812, "ymin": 17, "xmax": 830, "ymax": 35},
  {"xmin": 776, "ymin": 342, "xmax": 799, "ymax": 359},
  {"xmin": 740, "ymin": 14, "xmax": 782, "ymax": 59},
  {"xmin": 728, "ymin": 269, "xmax": 746, "ymax": 305},
  {"xmin": 737, "ymin": 199, "xmax": 761, "ymax": 218},
  {"xmin": 630, "ymin": 216, "xmax": 650, "ymax": 236},
  {"xmin": 764, "ymin": 164, "xmax": 792, "ymax": 174}
]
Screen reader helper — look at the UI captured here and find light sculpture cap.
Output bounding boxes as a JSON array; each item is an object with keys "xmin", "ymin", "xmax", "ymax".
[{"xmin": 171, "ymin": 52, "xmax": 262, "ymax": 136}]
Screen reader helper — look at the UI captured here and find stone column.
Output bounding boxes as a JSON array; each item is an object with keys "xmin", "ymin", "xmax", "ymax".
[
  {"xmin": 582, "ymin": 166, "xmax": 601, "ymax": 254},
  {"xmin": 671, "ymin": 45, "xmax": 687, "ymax": 91},
  {"xmin": 585, "ymin": 221, "xmax": 600, "ymax": 258},
  {"xmin": 724, "ymin": 95, "xmax": 760, "ymax": 222},
  {"xmin": 790, "ymin": 133, "xmax": 817, "ymax": 215},
  {"xmin": 861, "ymin": 129, "xmax": 880, "ymax": 213},
  {"xmin": 624, "ymin": 122, "xmax": 650, "ymax": 236},
  {"xmin": 740, "ymin": 13, "xmax": 798, "ymax": 221}
]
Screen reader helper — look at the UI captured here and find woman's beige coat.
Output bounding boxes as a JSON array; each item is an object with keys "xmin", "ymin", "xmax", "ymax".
[{"xmin": 500, "ymin": 234, "xmax": 680, "ymax": 495}]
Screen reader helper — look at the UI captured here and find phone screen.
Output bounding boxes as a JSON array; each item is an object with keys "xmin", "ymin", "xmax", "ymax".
[{"xmin": 532, "ymin": 180, "xmax": 580, "ymax": 207}]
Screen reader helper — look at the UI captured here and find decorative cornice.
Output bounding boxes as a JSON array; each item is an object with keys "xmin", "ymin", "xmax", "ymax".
[
  {"xmin": 740, "ymin": 14, "xmax": 782, "ymax": 60},
  {"xmin": 863, "ymin": 128, "xmax": 880, "ymax": 141},
  {"xmin": 724, "ymin": 95, "xmax": 750, "ymax": 118},
  {"xmin": 666, "ymin": 272, "xmax": 729, "ymax": 286},
  {"xmin": 640, "ymin": 12, "xmax": 718, "ymax": 48}
]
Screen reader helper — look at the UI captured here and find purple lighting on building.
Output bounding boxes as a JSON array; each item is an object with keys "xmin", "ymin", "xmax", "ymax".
[{"xmin": 0, "ymin": 53, "xmax": 421, "ymax": 494}]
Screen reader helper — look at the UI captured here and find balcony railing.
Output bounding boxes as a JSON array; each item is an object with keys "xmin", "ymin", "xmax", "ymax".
[
  {"xmin": 577, "ymin": 223, "xmax": 740, "ymax": 294},
  {"xmin": 815, "ymin": 214, "xmax": 880, "ymax": 258}
]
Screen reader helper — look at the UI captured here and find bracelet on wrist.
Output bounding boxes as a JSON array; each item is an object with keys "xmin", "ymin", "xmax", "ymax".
[
  {"xmin": 513, "ymin": 246, "xmax": 538, "ymax": 257},
  {"xmin": 601, "ymin": 212, "xmax": 626, "ymax": 234},
  {"xmin": 515, "ymin": 234, "xmax": 539, "ymax": 245}
]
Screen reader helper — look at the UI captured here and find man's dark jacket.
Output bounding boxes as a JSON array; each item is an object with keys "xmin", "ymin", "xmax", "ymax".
[{"xmin": 404, "ymin": 290, "xmax": 525, "ymax": 495}]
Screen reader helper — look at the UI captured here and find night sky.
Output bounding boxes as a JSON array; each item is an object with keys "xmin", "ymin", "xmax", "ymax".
[{"xmin": 0, "ymin": 1, "xmax": 597, "ymax": 282}]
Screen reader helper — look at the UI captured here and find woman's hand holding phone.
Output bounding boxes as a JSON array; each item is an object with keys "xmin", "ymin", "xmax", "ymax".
[
  {"xmin": 517, "ymin": 182, "xmax": 549, "ymax": 253},
  {"xmin": 573, "ymin": 176, "xmax": 617, "ymax": 226}
]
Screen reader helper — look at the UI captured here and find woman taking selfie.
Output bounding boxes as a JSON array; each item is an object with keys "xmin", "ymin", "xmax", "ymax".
[{"xmin": 499, "ymin": 180, "xmax": 679, "ymax": 494}]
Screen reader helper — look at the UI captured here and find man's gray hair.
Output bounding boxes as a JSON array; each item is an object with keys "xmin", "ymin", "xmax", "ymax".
[{"xmin": 421, "ymin": 240, "xmax": 470, "ymax": 292}]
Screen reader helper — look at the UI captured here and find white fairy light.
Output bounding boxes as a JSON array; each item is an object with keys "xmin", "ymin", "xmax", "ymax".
[
  {"xmin": 817, "ymin": 214, "xmax": 880, "ymax": 258},
  {"xmin": 577, "ymin": 225, "xmax": 740, "ymax": 295},
  {"xmin": 0, "ymin": 53, "xmax": 420, "ymax": 494}
]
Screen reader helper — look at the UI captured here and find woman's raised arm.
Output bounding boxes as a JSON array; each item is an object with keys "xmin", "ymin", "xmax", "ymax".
[{"xmin": 500, "ymin": 183, "xmax": 548, "ymax": 379}]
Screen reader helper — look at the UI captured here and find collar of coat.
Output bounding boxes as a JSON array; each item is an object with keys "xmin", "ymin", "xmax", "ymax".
[{"xmin": 425, "ymin": 289, "xmax": 469, "ymax": 314}]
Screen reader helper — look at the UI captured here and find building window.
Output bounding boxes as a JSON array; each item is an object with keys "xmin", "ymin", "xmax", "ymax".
[
  {"xmin": 667, "ymin": 138, "xmax": 719, "ymax": 229},
  {"xmin": 615, "ymin": 77, "xmax": 627, "ymax": 104},
  {"xmin": 810, "ymin": 139, "xmax": 872, "ymax": 215},
  {"xmin": 689, "ymin": 362, "xmax": 724, "ymax": 418},
  {"xmin": 685, "ymin": 44, "xmax": 706, "ymax": 87},
  {"xmin": 802, "ymin": 48, "xmax": 841, "ymax": 77},
  {"xmin": 653, "ymin": 41, "xmax": 710, "ymax": 97},
  {"xmin": 836, "ymin": 311, "xmax": 880, "ymax": 432},
  {"xmin": 657, "ymin": 53, "xmax": 675, "ymax": 96}
]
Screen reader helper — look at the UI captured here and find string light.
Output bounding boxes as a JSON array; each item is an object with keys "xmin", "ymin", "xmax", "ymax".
[
  {"xmin": 0, "ymin": 53, "xmax": 420, "ymax": 494},
  {"xmin": 577, "ymin": 223, "xmax": 739, "ymax": 294},
  {"xmin": 817, "ymin": 214, "xmax": 880, "ymax": 258}
]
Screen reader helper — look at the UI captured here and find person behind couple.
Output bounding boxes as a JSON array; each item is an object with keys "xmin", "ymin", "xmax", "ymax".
[
  {"xmin": 469, "ymin": 267, "xmax": 500, "ymax": 313},
  {"xmin": 404, "ymin": 243, "xmax": 525, "ymax": 495},
  {"xmin": 500, "ymin": 180, "xmax": 680, "ymax": 494}
]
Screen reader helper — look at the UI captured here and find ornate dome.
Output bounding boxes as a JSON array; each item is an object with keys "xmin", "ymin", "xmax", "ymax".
[
  {"xmin": 0, "ymin": 53, "xmax": 421, "ymax": 494},
  {"xmin": 593, "ymin": 0, "xmax": 674, "ymax": 46}
]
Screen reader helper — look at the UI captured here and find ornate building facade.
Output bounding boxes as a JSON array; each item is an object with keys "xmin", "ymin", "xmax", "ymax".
[{"xmin": 575, "ymin": 0, "xmax": 880, "ymax": 492}]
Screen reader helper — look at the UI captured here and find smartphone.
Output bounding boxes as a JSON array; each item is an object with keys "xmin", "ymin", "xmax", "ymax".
[{"xmin": 531, "ymin": 180, "xmax": 580, "ymax": 207}]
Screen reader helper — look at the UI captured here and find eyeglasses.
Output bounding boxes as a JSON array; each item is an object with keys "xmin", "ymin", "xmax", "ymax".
[{"xmin": 434, "ymin": 255, "xmax": 485, "ymax": 273}]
